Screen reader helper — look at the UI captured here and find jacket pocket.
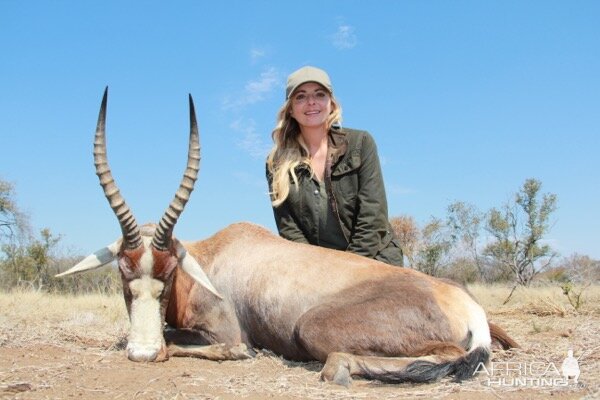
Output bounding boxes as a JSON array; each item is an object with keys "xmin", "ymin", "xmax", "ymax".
[{"xmin": 332, "ymin": 150, "xmax": 361, "ymax": 177}]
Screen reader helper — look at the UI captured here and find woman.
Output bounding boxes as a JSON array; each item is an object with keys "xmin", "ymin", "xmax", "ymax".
[{"xmin": 266, "ymin": 66, "xmax": 403, "ymax": 266}]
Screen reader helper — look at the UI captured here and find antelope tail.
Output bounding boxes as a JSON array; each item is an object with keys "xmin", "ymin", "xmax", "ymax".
[{"xmin": 489, "ymin": 322, "xmax": 520, "ymax": 350}]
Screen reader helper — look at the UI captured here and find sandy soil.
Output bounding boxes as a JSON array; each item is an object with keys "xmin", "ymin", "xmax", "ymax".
[{"xmin": 1, "ymin": 289, "xmax": 598, "ymax": 399}]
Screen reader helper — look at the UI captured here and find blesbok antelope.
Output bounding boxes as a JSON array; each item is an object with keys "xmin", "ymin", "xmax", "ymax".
[{"xmin": 57, "ymin": 88, "xmax": 517, "ymax": 386}]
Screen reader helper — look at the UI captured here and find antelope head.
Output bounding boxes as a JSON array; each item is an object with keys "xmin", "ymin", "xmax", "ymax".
[{"xmin": 57, "ymin": 88, "xmax": 220, "ymax": 362}]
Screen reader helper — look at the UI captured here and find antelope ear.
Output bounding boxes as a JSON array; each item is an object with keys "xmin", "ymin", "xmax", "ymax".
[
  {"xmin": 55, "ymin": 241, "xmax": 120, "ymax": 277},
  {"xmin": 176, "ymin": 243, "xmax": 222, "ymax": 299}
]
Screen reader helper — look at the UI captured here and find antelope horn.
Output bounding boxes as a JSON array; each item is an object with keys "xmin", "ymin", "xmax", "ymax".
[
  {"xmin": 94, "ymin": 87, "xmax": 143, "ymax": 250},
  {"xmin": 151, "ymin": 94, "xmax": 200, "ymax": 251}
]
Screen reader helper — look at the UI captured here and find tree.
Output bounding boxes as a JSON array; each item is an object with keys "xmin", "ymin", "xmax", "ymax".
[
  {"xmin": 557, "ymin": 254, "xmax": 600, "ymax": 311},
  {"xmin": 1, "ymin": 228, "xmax": 62, "ymax": 290},
  {"xmin": 446, "ymin": 201, "xmax": 488, "ymax": 282},
  {"xmin": 0, "ymin": 177, "xmax": 120, "ymax": 293},
  {"xmin": 389, "ymin": 215, "xmax": 452, "ymax": 277},
  {"xmin": 389, "ymin": 215, "xmax": 419, "ymax": 267},
  {"xmin": 484, "ymin": 178, "xmax": 558, "ymax": 294},
  {"xmin": 414, "ymin": 217, "xmax": 452, "ymax": 277},
  {"xmin": 26, "ymin": 228, "xmax": 62, "ymax": 290},
  {"xmin": 560, "ymin": 254, "xmax": 600, "ymax": 283},
  {"xmin": 444, "ymin": 257, "xmax": 480, "ymax": 284},
  {"xmin": 0, "ymin": 178, "xmax": 29, "ymax": 241},
  {"xmin": 1, "ymin": 178, "xmax": 63, "ymax": 291}
]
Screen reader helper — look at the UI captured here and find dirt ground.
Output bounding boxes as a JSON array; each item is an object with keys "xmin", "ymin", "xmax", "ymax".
[{"xmin": 1, "ymin": 288, "xmax": 599, "ymax": 400}]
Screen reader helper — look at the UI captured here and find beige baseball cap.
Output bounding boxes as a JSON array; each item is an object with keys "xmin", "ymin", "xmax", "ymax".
[{"xmin": 286, "ymin": 66, "xmax": 333, "ymax": 99}]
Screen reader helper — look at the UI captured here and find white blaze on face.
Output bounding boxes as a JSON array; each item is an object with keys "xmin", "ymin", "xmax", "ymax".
[
  {"xmin": 126, "ymin": 244, "xmax": 166, "ymax": 362},
  {"xmin": 126, "ymin": 276, "xmax": 165, "ymax": 361}
]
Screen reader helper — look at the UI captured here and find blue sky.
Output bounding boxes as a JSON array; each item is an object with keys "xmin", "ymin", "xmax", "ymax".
[{"xmin": 1, "ymin": 1, "xmax": 598, "ymax": 259}]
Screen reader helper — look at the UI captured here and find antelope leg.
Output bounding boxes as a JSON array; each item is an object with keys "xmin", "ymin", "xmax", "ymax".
[{"xmin": 168, "ymin": 342, "xmax": 255, "ymax": 360}]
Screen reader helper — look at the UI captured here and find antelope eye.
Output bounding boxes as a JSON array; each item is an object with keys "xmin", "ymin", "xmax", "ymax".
[{"xmin": 118, "ymin": 257, "xmax": 136, "ymax": 279}]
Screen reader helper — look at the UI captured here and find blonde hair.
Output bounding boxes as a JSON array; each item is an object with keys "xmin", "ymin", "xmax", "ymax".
[{"xmin": 267, "ymin": 94, "xmax": 342, "ymax": 206}]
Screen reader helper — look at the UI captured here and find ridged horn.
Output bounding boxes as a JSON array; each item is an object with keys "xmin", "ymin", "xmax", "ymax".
[
  {"xmin": 94, "ymin": 87, "xmax": 142, "ymax": 250},
  {"xmin": 151, "ymin": 94, "xmax": 200, "ymax": 251}
]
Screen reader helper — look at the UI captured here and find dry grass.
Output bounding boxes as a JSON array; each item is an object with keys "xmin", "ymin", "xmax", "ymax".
[
  {"xmin": 469, "ymin": 283, "xmax": 600, "ymax": 316},
  {"xmin": 1, "ymin": 285, "xmax": 599, "ymax": 399},
  {"xmin": 468, "ymin": 284, "xmax": 600, "ymax": 399},
  {"xmin": 0, "ymin": 288, "xmax": 128, "ymax": 349}
]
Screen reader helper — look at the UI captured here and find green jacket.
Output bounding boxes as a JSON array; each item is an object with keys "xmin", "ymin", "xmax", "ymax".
[{"xmin": 267, "ymin": 127, "xmax": 403, "ymax": 266}]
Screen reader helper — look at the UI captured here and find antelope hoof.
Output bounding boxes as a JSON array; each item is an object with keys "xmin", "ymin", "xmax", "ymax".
[
  {"xmin": 229, "ymin": 343, "xmax": 256, "ymax": 360},
  {"xmin": 321, "ymin": 353, "xmax": 352, "ymax": 387},
  {"xmin": 332, "ymin": 365, "xmax": 352, "ymax": 387}
]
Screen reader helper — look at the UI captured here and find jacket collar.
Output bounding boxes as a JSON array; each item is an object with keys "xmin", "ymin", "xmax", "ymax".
[
  {"xmin": 328, "ymin": 126, "xmax": 348, "ymax": 166},
  {"xmin": 293, "ymin": 127, "xmax": 348, "ymax": 177}
]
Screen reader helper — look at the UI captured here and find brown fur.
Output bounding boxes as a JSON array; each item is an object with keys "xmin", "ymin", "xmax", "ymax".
[
  {"xmin": 489, "ymin": 322, "xmax": 520, "ymax": 350},
  {"xmin": 409, "ymin": 342, "xmax": 466, "ymax": 359},
  {"xmin": 293, "ymin": 276, "xmax": 454, "ymax": 362},
  {"xmin": 120, "ymin": 222, "xmax": 518, "ymax": 384},
  {"xmin": 151, "ymin": 247, "xmax": 177, "ymax": 281},
  {"xmin": 120, "ymin": 246, "xmax": 145, "ymax": 279},
  {"xmin": 165, "ymin": 267, "xmax": 195, "ymax": 329}
]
